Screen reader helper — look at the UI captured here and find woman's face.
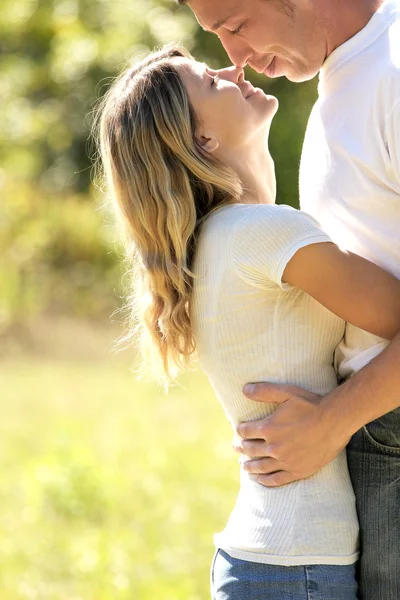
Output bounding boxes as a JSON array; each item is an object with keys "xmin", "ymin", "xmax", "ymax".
[{"xmin": 175, "ymin": 57, "xmax": 278, "ymax": 155}]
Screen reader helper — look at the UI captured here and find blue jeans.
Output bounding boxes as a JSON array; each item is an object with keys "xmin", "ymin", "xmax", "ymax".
[
  {"xmin": 211, "ymin": 549, "xmax": 358, "ymax": 600},
  {"xmin": 346, "ymin": 406, "xmax": 400, "ymax": 600}
]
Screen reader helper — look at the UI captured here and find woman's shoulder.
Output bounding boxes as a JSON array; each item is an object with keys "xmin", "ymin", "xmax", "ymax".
[
  {"xmin": 218, "ymin": 203, "xmax": 321, "ymax": 234},
  {"xmin": 201, "ymin": 204, "xmax": 323, "ymax": 246},
  {"xmin": 205, "ymin": 202, "xmax": 305, "ymax": 228}
]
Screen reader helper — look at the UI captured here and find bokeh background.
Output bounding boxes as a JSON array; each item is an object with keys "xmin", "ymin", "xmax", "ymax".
[{"xmin": 1, "ymin": 1, "xmax": 318, "ymax": 598}]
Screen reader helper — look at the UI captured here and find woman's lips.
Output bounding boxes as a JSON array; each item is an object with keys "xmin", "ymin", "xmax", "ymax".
[
  {"xmin": 243, "ymin": 83, "xmax": 256, "ymax": 99},
  {"xmin": 245, "ymin": 88, "xmax": 255, "ymax": 99},
  {"xmin": 246, "ymin": 88, "xmax": 262, "ymax": 100}
]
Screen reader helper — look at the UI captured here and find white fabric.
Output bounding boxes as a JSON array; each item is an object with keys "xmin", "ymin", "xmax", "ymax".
[
  {"xmin": 300, "ymin": 0, "xmax": 400, "ymax": 377},
  {"xmin": 192, "ymin": 203, "xmax": 359, "ymax": 566}
]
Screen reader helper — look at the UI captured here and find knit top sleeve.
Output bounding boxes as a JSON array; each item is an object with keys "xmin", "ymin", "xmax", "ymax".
[{"xmin": 230, "ymin": 204, "xmax": 332, "ymax": 290}]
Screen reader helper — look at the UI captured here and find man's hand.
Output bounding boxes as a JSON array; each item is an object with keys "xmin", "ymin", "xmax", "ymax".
[{"xmin": 234, "ymin": 383, "xmax": 353, "ymax": 487}]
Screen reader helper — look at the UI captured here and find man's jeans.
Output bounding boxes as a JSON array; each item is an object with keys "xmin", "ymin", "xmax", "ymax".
[{"xmin": 346, "ymin": 407, "xmax": 400, "ymax": 600}]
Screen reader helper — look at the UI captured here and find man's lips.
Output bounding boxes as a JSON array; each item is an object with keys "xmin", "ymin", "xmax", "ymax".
[
  {"xmin": 249, "ymin": 57, "xmax": 276, "ymax": 75},
  {"xmin": 264, "ymin": 56, "xmax": 276, "ymax": 77}
]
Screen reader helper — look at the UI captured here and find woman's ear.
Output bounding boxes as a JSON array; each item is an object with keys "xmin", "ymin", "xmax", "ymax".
[{"xmin": 198, "ymin": 135, "xmax": 219, "ymax": 154}]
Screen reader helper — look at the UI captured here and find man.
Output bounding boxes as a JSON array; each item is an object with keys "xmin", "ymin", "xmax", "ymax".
[{"xmin": 176, "ymin": 0, "xmax": 400, "ymax": 598}]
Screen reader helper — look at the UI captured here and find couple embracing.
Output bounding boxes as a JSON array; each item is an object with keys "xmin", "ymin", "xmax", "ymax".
[{"xmin": 94, "ymin": 0, "xmax": 400, "ymax": 598}]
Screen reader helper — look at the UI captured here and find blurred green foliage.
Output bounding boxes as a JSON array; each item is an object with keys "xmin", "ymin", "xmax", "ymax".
[
  {"xmin": 1, "ymin": 5, "xmax": 321, "ymax": 595},
  {"xmin": 0, "ymin": 361, "xmax": 236, "ymax": 599},
  {"xmin": 1, "ymin": 0, "xmax": 318, "ymax": 329}
]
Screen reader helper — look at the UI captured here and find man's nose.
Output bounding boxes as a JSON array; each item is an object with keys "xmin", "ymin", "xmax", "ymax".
[{"xmin": 220, "ymin": 35, "xmax": 252, "ymax": 69}]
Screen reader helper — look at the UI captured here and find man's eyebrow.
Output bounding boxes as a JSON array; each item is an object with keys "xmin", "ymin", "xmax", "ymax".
[
  {"xmin": 201, "ymin": 15, "xmax": 232, "ymax": 33},
  {"xmin": 212, "ymin": 15, "xmax": 232, "ymax": 31}
]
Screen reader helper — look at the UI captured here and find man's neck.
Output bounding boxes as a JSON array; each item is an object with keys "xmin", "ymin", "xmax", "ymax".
[{"xmin": 322, "ymin": 0, "xmax": 385, "ymax": 56}]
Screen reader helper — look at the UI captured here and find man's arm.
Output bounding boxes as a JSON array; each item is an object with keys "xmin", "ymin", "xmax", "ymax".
[
  {"xmin": 236, "ymin": 100, "xmax": 400, "ymax": 487},
  {"xmin": 235, "ymin": 240, "xmax": 400, "ymax": 486},
  {"xmin": 236, "ymin": 334, "xmax": 400, "ymax": 487}
]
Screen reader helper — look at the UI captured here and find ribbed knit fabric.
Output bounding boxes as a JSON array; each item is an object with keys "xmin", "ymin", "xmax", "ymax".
[{"xmin": 191, "ymin": 203, "xmax": 359, "ymax": 566}]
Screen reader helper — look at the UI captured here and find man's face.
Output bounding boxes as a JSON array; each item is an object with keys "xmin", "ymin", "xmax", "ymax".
[{"xmin": 187, "ymin": 0, "xmax": 328, "ymax": 82}]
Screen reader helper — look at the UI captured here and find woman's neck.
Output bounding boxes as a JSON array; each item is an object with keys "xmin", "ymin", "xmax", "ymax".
[{"xmin": 221, "ymin": 140, "xmax": 276, "ymax": 206}]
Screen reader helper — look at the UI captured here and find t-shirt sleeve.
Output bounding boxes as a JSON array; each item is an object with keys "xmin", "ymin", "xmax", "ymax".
[{"xmin": 231, "ymin": 204, "xmax": 332, "ymax": 290}]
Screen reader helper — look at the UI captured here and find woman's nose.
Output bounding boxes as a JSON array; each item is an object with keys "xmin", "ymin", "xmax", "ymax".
[{"xmin": 218, "ymin": 65, "xmax": 244, "ymax": 83}]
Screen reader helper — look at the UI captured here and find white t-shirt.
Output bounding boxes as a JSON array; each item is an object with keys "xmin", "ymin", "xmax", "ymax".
[
  {"xmin": 192, "ymin": 203, "xmax": 359, "ymax": 566},
  {"xmin": 300, "ymin": 0, "xmax": 400, "ymax": 377}
]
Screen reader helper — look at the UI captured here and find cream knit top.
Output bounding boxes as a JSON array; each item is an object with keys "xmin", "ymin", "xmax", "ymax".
[{"xmin": 191, "ymin": 203, "xmax": 359, "ymax": 566}]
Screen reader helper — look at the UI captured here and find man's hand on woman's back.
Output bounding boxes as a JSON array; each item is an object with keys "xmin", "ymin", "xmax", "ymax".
[{"xmin": 235, "ymin": 383, "xmax": 352, "ymax": 486}]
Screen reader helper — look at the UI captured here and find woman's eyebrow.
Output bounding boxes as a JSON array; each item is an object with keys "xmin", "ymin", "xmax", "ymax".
[{"xmin": 203, "ymin": 63, "xmax": 218, "ymax": 75}]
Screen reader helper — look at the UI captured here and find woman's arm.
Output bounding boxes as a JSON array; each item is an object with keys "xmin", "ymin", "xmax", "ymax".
[{"xmin": 282, "ymin": 242, "xmax": 400, "ymax": 339}]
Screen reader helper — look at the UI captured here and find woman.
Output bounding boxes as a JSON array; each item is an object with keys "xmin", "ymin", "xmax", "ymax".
[{"xmin": 94, "ymin": 44, "xmax": 400, "ymax": 600}]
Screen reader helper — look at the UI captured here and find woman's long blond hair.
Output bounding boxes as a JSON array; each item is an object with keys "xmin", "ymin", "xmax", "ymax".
[{"xmin": 93, "ymin": 44, "xmax": 242, "ymax": 384}]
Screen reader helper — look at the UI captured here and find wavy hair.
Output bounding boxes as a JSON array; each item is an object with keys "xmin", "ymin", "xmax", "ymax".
[{"xmin": 93, "ymin": 44, "xmax": 242, "ymax": 384}]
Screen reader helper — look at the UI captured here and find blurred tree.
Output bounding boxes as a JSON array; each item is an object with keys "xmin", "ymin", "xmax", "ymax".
[{"xmin": 0, "ymin": 0, "xmax": 318, "ymax": 329}]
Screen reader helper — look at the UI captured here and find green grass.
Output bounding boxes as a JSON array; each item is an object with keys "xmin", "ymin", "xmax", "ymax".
[{"xmin": 0, "ymin": 359, "xmax": 238, "ymax": 600}]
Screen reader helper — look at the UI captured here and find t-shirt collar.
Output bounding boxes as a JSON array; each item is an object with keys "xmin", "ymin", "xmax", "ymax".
[{"xmin": 319, "ymin": 0, "xmax": 400, "ymax": 86}]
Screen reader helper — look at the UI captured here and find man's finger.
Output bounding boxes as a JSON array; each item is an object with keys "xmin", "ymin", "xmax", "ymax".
[
  {"xmin": 236, "ymin": 418, "xmax": 270, "ymax": 440},
  {"xmin": 256, "ymin": 471, "xmax": 299, "ymax": 487},
  {"xmin": 242, "ymin": 457, "xmax": 281, "ymax": 474},
  {"xmin": 235, "ymin": 438, "xmax": 271, "ymax": 457},
  {"xmin": 242, "ymin": 382, "xmax": 300, "ymax": 403}
]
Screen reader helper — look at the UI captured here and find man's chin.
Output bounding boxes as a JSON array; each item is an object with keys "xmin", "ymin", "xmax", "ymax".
[
  {"xmin": 272, "ymin": 58, "xmax": 320, "ymax": 82},
  {"xmin": 284, "ymin": 68, "xmax": 320, "ymax": 83}
]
